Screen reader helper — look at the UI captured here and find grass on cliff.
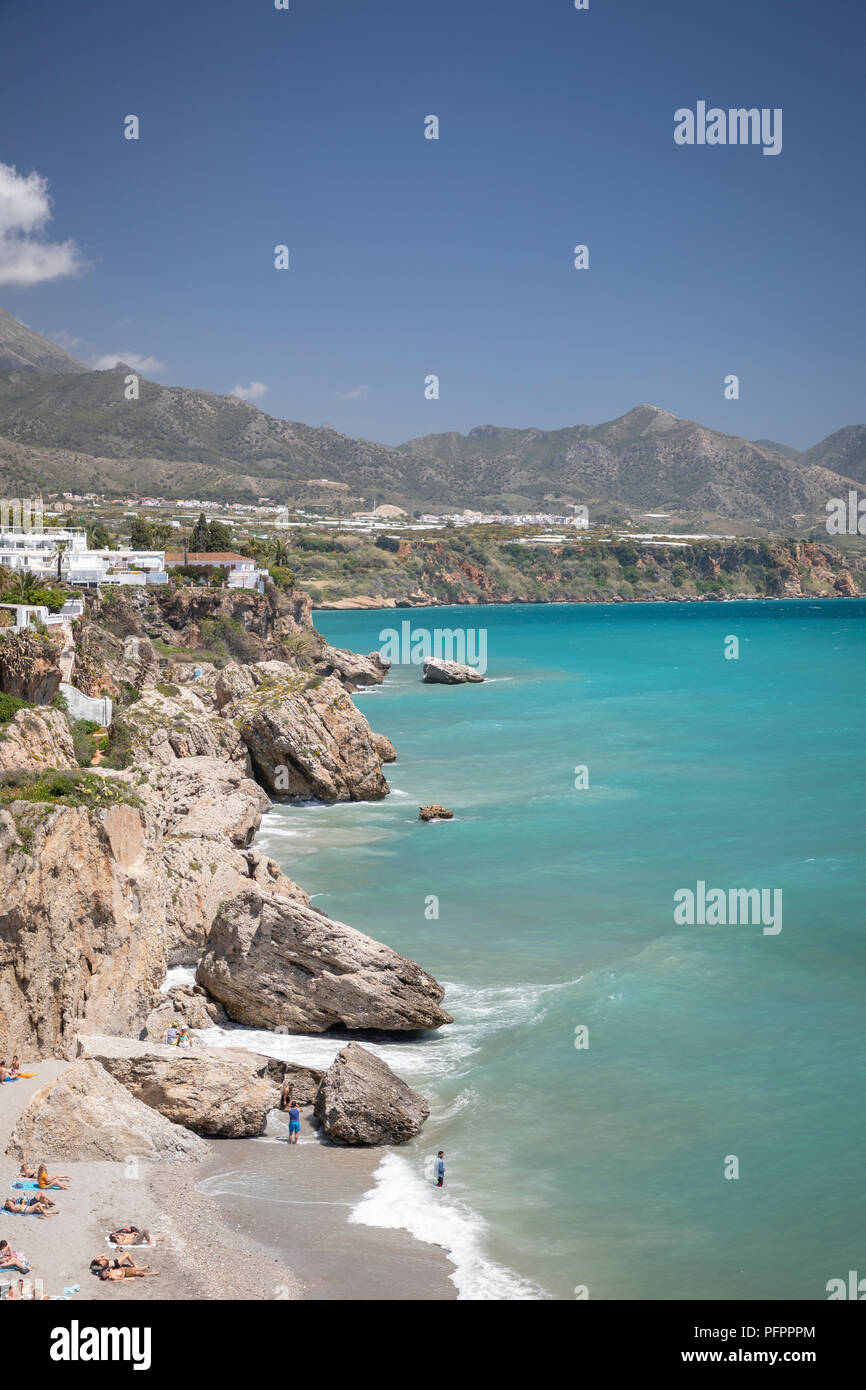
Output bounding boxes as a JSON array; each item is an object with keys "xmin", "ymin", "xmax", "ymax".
[
  {"xmin": 0, "ymin": 693, "xmax": 31, "ymax": 724},
  {"xmin": 152, "ymin": 638, "xmax": 224, "ymax": 665},
  {"xmin": 0, "ymin": 769, "xmax": 141, "ymax": 810}
]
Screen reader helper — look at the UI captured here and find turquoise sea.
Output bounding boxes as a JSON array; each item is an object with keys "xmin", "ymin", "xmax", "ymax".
[{"xmin": 211, "ymin": 600, "xmax": 866, "ymax": 1299}]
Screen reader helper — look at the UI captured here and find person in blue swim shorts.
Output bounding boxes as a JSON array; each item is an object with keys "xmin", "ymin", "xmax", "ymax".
[{"xmin": 288, "ymin": 1103, "xmax": 301, "ymax": 1144}]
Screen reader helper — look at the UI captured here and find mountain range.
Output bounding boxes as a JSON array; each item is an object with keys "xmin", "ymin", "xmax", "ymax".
[{"xmin": 0, "ymin": 308, "xmax": 863, "ymax": 534}]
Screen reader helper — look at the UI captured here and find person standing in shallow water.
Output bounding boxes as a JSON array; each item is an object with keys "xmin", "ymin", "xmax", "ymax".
[
  {"xmin": 436, "ymin": 1152, "xmax": 445, "ymax": 1189},
  {"xmin": 288, "ymin": 1102, "xmax": 301, "ymax": 1144}
]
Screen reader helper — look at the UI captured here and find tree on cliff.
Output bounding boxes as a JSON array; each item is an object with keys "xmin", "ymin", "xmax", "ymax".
[
  {"xmin": 188, "ymin": 513, "xmax": 232, "ymax": 553},
  {"xmin": 189, "ymin": 512, "xmax": 210, "ymax": 552},
  {"xmin": 130, "ymin": 517, "xmax": 175, "ymax": 550}
]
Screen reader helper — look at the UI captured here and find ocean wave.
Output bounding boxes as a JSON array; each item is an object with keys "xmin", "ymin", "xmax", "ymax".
[
  {"xmin": 161, "ymin": 965, "xmax": 196, "ymax": 993},
  {"xmin": 348, "ymin": 1152, "xmax": 546, "ymax": 1300},
  {"xmin": 195, "ymin": 975, "xmax": 582, "ymax": 1083}
]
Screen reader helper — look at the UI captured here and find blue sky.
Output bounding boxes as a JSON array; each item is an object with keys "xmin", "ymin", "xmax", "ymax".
[{"xmin": 0, "ymin": 0, "xmax": 863, "ymax": 449}]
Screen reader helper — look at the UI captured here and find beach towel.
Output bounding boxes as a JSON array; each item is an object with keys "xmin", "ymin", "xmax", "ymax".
[{"xmin": 12, "ymin": 1180, "xmax": 63, "ymax": 1191}]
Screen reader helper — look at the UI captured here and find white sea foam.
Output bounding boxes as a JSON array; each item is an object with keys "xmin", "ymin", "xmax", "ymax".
[
  {"xmin": 161, "ymin": 965, "xmax": 196, "ymax": 993},
  {"xmin": 196, "ymin": 975, "xmax": 581, "ymax": 1083},
  {"xmin": 348, "ymin": 1152, "xmax": 546, "ymax": 1300},
  {"xmin": 195, "ymin": 976, "xmax": 577, "ymax": 1298}
]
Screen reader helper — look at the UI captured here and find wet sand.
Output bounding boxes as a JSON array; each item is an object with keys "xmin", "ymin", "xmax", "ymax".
[
  {"xmin": 0, "ymin": 1067, "xmax": 454, "ymax": 1302},
  {"xmin": 193, "ymin": 1113, "xmax": 457, "ymax": 1301}
]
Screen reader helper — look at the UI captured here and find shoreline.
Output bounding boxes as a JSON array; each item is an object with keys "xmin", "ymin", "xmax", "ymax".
[
  {"xmin": 0, "ymin": 1066, "xmax": 457, "ymax": 1301},
  {"xmin": 315, "ymin": 592, "xmax": 864, "ymax": 610}
]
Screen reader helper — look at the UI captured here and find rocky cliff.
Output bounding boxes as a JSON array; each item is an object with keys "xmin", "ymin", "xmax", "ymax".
[{"xmin": 0, "ymin": 618, "xmax": 449, "ymax": 1059}]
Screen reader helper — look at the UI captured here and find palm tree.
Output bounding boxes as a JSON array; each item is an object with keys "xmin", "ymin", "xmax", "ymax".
[
  {"xmin": 9, "ymin": 570, "xmax": 40, "ymax": 603},
  {"xmin": 55, "ymin": 540, "xmax": 67, "ymax": 582}
]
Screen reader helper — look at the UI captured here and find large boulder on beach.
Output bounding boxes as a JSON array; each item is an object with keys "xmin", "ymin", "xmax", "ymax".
[
  {"xmin": 265, "ymin": 1060, "xmax": 324, "ymax": 1106},
  {"xmin": 226, "ymin": 671, "xmax": 391, "ymax": 801},
  {"xmin": 77, "ymin": 1036, "xmax": 280, "ymax": 1138},
  {"xmin": 141, "ymin": 985, "xmax": 228, "ymax": 1040},
  {"xmin": 197, "ymin": 886, "xmax": 452, "ymax": 1033},
  {"xmin": 314, "ymin": 1042, "xmax": 429, "ymax": 1145},
  {"xmin": 422, "ymin": 658, "xmax": 484, "ymax": 684},
  {"xmin": 6, "ymin": 1060, "xmax": 209, "ymax": 1162}
]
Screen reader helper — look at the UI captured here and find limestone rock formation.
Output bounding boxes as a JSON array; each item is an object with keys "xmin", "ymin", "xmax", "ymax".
[
  {"xmin": 116, "ymin": 686, "xmax": 246, "ymax": 766},
  {"xmin": 142, "ymin": 984, "xmax": 228, "ymax": 1039},
  {"xmin": 6, "ymin": 1060, "xmax": 209, "ymax": 1162},
  {"xmin": 0, "ymin": 707, "xmax": 77, "ymax": 773},
  {"xmin": 314, "ymin": 1042, "xmax": 429, "ymax": 1145},
  {"xmin": 0, "ymin": 798, "xmax": 166, "ymax": 1059},
  {"xmin": 422, "ymin": 658, "xmax": 484, "ymax": 684},
  {"xmin": 371, "ymin": 732, "xmax": 397, "ymax": 764},
  {"xmin": 0, "ymin": 758, "xmax": 286, "ymax": 1056},
  {"xmin": 419, "ymin": 804, "xmax": 453, "ymax": 821},
  {"xmin": 265, "ymin": 1059, "xmax": 324, "ymax": 1106},
  {"xmin": 227, "ymin": 670, "xmax": 391, "ymax": 801},
  {"xmin": 77, "ymin": 1035, "xmax": 280, "ymax": 1139},
  {"xmin": 197, "ymin": 886, "xmax": 452, "ymax": 1033},
  {"xmin": 315, "ymin": 646, "xmax": 389, "ymax": 689},
  {"xmin": 0, "ymin": 629, "xmax": 63, "ymax": 704}
]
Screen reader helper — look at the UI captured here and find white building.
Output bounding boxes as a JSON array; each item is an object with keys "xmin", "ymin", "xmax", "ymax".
[{"xmin": 0, "ymin": 527, "xmax": 167, "ymax": 587}]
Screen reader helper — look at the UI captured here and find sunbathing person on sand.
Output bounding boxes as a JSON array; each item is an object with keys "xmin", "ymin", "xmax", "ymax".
[
  {"xmin": 17, "ymin": 1164, "xmax": 36, "ymax": 1181},
  {"xmin": 37, "ymin": 1164, "xmax": 70, "ymax": 1190},
  {"xmin": 0, "ymin": 1240, "xmax": 31, "ymax": 1274},
  {"xmin": 90, "ymin": 1254, "xmax": 159, "ymax": 1281},
  {"xmin": 9, "ymin": 1057, "xmax": 20, "ymax": 1078},
  {"xmin": 3, "ymin": 1195, "xmax": 58, "ymax": 1217},
  {"xmin": 108, "ymin": 1228, "xmax": 166, "ymax": 1247},
  {"xmin": 0, "ymin": 1060, "xmax": 8, "ymax": 1082}
]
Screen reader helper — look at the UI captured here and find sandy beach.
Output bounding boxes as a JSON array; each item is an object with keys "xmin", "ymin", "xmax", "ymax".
[{"xmin": 0, "ymin": 1063, "xmax": 455, "ymax": 1302}]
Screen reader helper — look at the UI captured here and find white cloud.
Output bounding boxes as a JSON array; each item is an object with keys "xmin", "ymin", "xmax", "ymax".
[
  {"xmin": 0, "ymin": 162, "xmax": 84, "ymax": 287},
  {"xmin": 337, "ymin": 384, "xmax": 369, "ymax": 401},
  {"xmin": 230, "ymin": 381, "xmax": 268, "ymax": 402},
  {"xmin": 47, "ymin": 329, "xmax": 82, "ymax": 349},
  {"xmin": 91, "ymin": 352, "xmax": 165, "ymax": 373}
]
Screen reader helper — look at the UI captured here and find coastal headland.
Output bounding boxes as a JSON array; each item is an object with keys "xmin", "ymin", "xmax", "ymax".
[{"xmin": 0, "ymin": 581, "xmax": 456, "ymax": 1300}]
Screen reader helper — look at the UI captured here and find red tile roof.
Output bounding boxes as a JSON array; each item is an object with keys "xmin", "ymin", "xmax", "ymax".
[{"xmin": 164, "ymin": 552, "xmax": 251, "ymax": 565}]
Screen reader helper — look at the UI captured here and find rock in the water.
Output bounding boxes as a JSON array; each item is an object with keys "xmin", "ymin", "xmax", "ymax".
[
  {"xmin": 77, "ymin": 1035, "xmax": 280, "ymax": 1138},
  {"xmin": 197, "ymin": 886, "xmax": 453, "ymax": 1033},
  {"xmin": 228, "ymin": 671, "xmax": 391, "ymax": 801},
  {"xmin": 314, "ymin": 646, "xmax": 389, "ymax": 689},
  {"xmin": 422, "ymin": 658, "xmax": 484, "ymax": 684},
  {"xmin": 6, "ymin": 1060, "xmax": 209, "ymax": 1162},
  {"xmin": 371, "ymin": 732, "xmax": 397, "ymax": 763},
  {"xmin": 419, "ymin": 804, "xmax": 453, "ymax": 821},
  {"xmin": 314, "ymin": 1042, "xmax": 429, "ymax": 1145}
]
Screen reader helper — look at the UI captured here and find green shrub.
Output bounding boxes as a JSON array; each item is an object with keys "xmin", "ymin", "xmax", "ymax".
[
  {"xmin": 0, "ymin": 693, "xmax": 29, "ymax": 724},
  {"xmin": 102, "ymin": 718, "xmax": 136, "ymax": 770},
  {"xmin": 267, "ymin": 565, "xmax": 295, "ymax": 591},
  {"xmin": 156, "ymin": 682, "xmax": 180, "ymax": 698},
  {"xmin": 71, "ymin": 719, "xmax": 100, "ymax": 767},
  {"xmin": 0, "ymin": 770, "xmax": 141, "ymax": 810}
]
